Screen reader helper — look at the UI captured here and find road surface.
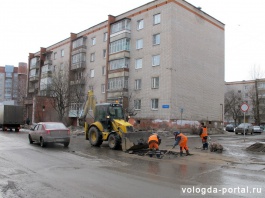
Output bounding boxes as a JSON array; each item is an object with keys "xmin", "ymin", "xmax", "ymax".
[{"xmin": 0, "ymin": 130, "xmax": 264, "ymax": 198}]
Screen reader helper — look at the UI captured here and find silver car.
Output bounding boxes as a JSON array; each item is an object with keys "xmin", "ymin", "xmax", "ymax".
[
  {"xmin": 28, "ymin": 122, "xmax": 70, "ymax": 147},
  {"xmin": 235, "ymin": 123, "xmax": 253, "ymax": 135}
]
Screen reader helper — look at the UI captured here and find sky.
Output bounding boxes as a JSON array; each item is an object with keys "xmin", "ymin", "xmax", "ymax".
[{"xmin": 0, "ymin": 0, "xmax": 264, "ymax": 82}]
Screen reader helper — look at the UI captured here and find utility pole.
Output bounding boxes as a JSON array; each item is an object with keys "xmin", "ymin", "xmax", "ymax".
[{"xmin": 255, "ymin": 80, "xmax": 260, "ymax": 125}]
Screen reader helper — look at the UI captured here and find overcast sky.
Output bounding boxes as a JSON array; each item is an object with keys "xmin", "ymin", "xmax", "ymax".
[{"xmin": 0, "ymin": 0, "xmax": 264, "ymax": 82}]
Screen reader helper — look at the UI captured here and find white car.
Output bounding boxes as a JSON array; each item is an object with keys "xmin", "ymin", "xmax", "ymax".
[{"xmin": 28, "ymin": 122, "xmax": 70, "ymax": 147}]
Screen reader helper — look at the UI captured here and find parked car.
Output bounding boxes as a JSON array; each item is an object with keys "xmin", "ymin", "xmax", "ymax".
[
  {"xmin": 29, "ymin": 122, "xmax": 70, "ymax": 147},
  {"xmin": 251, "ymin": 126, "xmax": 264, "ymax": 134},
  {"xmin": 225, "ymin": 124, "xmax": 235, "ymax": 132},
  {"xmin": 235, "ymin": 123, "xmax": 253, "ymax": 135}
]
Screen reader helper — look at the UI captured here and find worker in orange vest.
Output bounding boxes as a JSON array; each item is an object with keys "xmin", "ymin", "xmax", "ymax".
[
  {"xmin": 148, "ymin": 133, "xmax": 162, "ymax": 158},
  {"xmin": 172, "ymin": 131, "xmax": 190, "ymax": 156},
  {"xmin": 199, "ymin": 123, "xmax": 208, "ymax": 150}
]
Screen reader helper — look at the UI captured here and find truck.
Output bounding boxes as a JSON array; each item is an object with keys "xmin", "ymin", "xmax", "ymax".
[
  {"xmin": 0, "ymin": 105, "xmax": 24, "ymax": 132},
  {"xmin": 79, "ymin": 90, "xmax": 152, "ymax": 151}
]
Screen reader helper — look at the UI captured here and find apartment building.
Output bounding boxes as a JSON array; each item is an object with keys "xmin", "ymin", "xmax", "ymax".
[
  {"xmin": 0, "ymin": 63, "xmax": 27, "ymax": 105},
  {"xmin": 27, "ymin": 0, "xmax": 225, "ymax": 128},
  {"xmin": 225, "ymin": 79, "xmax": 265, "ymax": 125}
]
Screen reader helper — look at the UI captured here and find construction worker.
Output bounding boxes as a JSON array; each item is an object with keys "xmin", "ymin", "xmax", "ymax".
[
  {"xmin": 199, "ymin": 123, "xmax": 208, "ymax": 150},
  {"xmin": 148, "ymin": 133, "xmax": 162, "ymax": 158},
  {"xmin": 172, "ymin": 131, "xmax": 190, "ymax": 156}
]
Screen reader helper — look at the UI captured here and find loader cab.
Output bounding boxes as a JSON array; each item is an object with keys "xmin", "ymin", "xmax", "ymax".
[{"xmin": 94, "ymin": 103, "xmax": 124, "ymax": 130}]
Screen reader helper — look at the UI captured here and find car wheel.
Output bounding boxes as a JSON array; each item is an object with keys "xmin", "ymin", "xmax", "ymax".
[
  {"xmin": 88, "ymin": 127, "xmax": 103, "ymax": 146},
  {"xmin": 64, "ymin": 142, "xmax": 70, "ymax": 147},
  {"xmin": 108, "ymin": 133, "xmax": 121, "ymax": 150},
  {"xmin": 40, "ymin": 138, "xmax": 46, "ymax": 147},
  {"xmin": 235, "ymin": 132, "xmax": 238, "ymax": 135},
  {"xmin": 28, "ymin": 134, "xmax": 33, "ymax": 144}
]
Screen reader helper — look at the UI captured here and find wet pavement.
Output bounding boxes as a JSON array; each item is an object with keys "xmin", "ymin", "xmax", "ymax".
[{"xmin": 0, "ymin": 129, "xmax": 264, "ymax": 197}]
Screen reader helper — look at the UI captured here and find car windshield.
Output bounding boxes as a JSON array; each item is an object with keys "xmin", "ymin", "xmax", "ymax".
[
  {"xmin": 238, "ymin": 123, "xmax": 250, "ymax": 127},
  {"xmin": 44, "ymin": 123, "xmax": 67, "ymax": 129},
  {"xmin": 253, "ymin": 126, "xmax": 260, "ymax": 129}
]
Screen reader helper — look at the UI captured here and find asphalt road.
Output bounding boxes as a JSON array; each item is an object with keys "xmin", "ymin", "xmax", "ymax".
[{"xmin": 0, "ymin": 130, "xmax": 264, "ymax": 198}]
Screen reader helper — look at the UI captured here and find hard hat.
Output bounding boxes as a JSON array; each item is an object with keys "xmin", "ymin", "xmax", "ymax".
[{"xmin": 173, "ymin": 131, "xmax": 180, "ymax": 135}]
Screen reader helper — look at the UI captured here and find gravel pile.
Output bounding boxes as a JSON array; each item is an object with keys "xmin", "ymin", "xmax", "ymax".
[{"xmin": 246, "ymin": 142, "xmax": 265, "ymax": 152}]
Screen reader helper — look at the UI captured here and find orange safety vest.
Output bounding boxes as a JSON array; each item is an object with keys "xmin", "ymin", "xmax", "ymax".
[
  {"xmin": 177, "ymin": 133, "xmax": 187, "ymax": 144},
  {"xmin": 148, "ymin": 134, "xmax": 159, "ymax": 144},
  {"xmin": 200, "ymin": 127, "xmax": 208, "ymax": 138}
]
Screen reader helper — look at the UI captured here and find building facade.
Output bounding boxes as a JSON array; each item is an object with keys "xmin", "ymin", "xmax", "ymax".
[
  {"xmin": 225, "ymin": 79, "xmax": 265, "ymax": 125},
  {"xmin": 0, "ymin": 63, "xmax": 27, "ymax": 105},
  {"xmin": 27, "ymin": 0, "xmax": 225, "ymax": 129}
]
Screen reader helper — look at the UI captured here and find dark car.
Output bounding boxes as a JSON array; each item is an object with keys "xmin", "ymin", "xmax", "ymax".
[
  {"xmin": 251, "ymin": 126, "xmax": 263, "ymax": 134},
  {"xmin": 225, "ymin": 124, "xmax": 235, "ymax": 132},
  {"xmin": 28, "ymin": 122, "xmax": 70, "ymax": 147},
  {"xmin": 235, "ymin": 123, "xmax": 253, "ymax": 135}
]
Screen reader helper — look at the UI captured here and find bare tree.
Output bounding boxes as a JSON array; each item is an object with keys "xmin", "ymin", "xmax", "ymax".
[
  {"xmin": 249, "ymin": 65, "xmax": 265, "ymax": 125},
  {"xmin": 48, "ymin": 64, "xmax": 70, "ymax": 122},
  {"xmin": 249, "ymin": 65, "xmax": 264, "ymax": 80},
  {"xmin": 224, "ymin": 90, "xmax": 243, "ymax": 125}
]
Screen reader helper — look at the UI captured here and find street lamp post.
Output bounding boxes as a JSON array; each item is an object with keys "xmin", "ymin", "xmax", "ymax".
[{"xmin": 220, "ymin": 104, "xmax": 223, "ymax": 126}]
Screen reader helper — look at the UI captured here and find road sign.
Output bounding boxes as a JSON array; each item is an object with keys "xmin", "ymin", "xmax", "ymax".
[
  {"xmin": 241, "ymin": 103, "xmax": 249, "ymax": 112},
  {"xmin": 162, "ymin": 105, "xmax": 169, "ymax": 108}
]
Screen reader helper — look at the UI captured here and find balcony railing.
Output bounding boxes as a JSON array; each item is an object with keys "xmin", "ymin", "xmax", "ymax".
[
  {"xmin": 29, "ymin": 75, "xmax": 39, "ymax": 82},
  {"xmin": 44, "ymin": 59, "xmax": 52, "ymax": 65},
  {"xmin": 71, "ymin": 61, "xmax": 86, "ymax": 70},
  {"xmin": 70, "ymin": 79, "xmax": 85, "ymax": 86}
]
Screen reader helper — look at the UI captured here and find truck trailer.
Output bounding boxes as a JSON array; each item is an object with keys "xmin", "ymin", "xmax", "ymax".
[{"xmin": 0, "ymin": 105, "xmax": 24, "ymax": 132}]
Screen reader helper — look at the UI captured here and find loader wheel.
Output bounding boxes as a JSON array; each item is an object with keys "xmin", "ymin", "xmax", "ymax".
[
  {"xmin": 89, "ymin": 127, "xmax": 103, "ymax": 146},
  {"xmin": 108, "ymin": 133, "xmax": 121, "ymax": 150}
]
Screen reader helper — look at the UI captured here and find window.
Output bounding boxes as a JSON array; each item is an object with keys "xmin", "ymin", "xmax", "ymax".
[
  {"xmin": 103, "ymin": 49, "xmax": 106, "ymax": 58},
  {"xmin": 151, "ymin": 99, "xmax": 159, "ymax": 110},
  {"xmin": 136, "ymin": 39, "xmax": 143, "ymax": 50},
  {"xmin": 92, "ymin": 37, "xmax": 96, "ymax": 46},
  {"xmin": 151, "ymin": 77, "xmax": 159, "ymax": 89},
  {"xmin": 101, "ymin": 84, "xmax": 105, "ymax": 93},
  {"xmin": 72, "ymin": 53, "xmax": 86, "ymax": 64},
  {"xmin": 109, "ymin": 38, "xmax": 130, "ymax": 54},
  {"xmin": 135, "ymin": 58, "xmax": 142, "ymax": 69},
  {"xmin": 134, "ymin": 99, "xmax": 141, "ymax": 110},
  {"xmin": 108, "ymin": 77, "xmax": 128, "ymax": 91},
  {"xmin": 54, "ymin": 52, "xmax": 57, "ymax": 60},
  {"xmin": 72, "ymin": 37, "xmax": 85, "ymax": 49},
  {"xmin": 152, "ymin": 55, "xmax": 160, "ymax": 66},
  {"xmin": 102, "ymin": 66, "xmax": 106, "ymax": 75},
  {"xmin": 135, "ymin": 79, "xmax": 142, "ymax": 90},
  {"xmin": 137, "ymin": 19, "xmax": 144, "ymax": 30},
  {"xmin": 90, "ymin": 69, "xmax": 94, "ymax": 78},
  {"xmin": 153, "ymin": 13, "xmax": 161, "ymax": 25},
  {"xmin": 110, "ymin": 19, "xmax": 131, "ymax": 34},
  {"xmin": 153, "ymin": 34, "xmax": 160, "ymax": 45},
  {"xmin": 90, "ymin": 53, "xmax": 95, "ymax": 62},
  {"xmin": 109, "ymin": 58, "xmax": 129, "ymax": 70},
  {"xmin": 103, "ymin": 32, "xmax": 108, "ymax": 42},
  {"xmin": 61, "ymin": 49, "xmax": 64, "ymax": 57}
]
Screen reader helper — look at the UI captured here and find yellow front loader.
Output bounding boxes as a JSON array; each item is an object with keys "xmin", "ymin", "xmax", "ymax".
[{"xmin": 79, "ymin": 91, "xmax": 152, "ymax": 151}]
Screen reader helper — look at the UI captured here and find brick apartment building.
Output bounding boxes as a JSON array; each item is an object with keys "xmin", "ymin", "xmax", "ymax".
[
  {"xmin": 0, "ymin": 63, "xmax": 27, "ymax": 105},
  {"xmin": 26, "ymin": 0, "xmax": 225, "ymax": 129}
]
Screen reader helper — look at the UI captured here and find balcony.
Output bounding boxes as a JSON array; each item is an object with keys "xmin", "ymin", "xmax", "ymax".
[
  {"xmin": 71, "ymin": 61, "xmax": 86, "ymax": 70},
  {"xmin": 28, "ymin": 88, "xmax": 35, "ymax": 93},
  {"xmin": 29, "ymin": 75, "xmax": 39, "ymax": 82},
  {"xmin": 44, "ymin": 59, "xmax": 53, "ymax": 65},
  {"xmin": 70, "ymin": 79, "xmax": 86, "ymax": 86},
  {"xmin": 30, "ymin": 62, "xmax": 40, "ymax": 70},
  {"xmin": 72, "ymin": 45, "xmax": 87, "ymax": 54},
  {"xmin": 41, "ymin": 72, "xmax": 52, "ymax": 79}
]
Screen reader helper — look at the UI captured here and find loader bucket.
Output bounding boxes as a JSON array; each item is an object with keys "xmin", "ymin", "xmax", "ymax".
[{"xmin": 121, "ymin": 131, "xmax": 153, "ymax": 151}]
